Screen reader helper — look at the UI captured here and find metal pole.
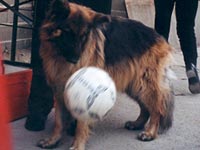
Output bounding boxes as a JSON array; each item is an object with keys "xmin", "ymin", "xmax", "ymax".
[{"xmin": 10, "ymin": 0, "xmax": 19, "ymax": 62}]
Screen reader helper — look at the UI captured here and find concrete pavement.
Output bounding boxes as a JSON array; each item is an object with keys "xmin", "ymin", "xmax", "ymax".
[{"xmin": 11, "ymin": 48, "xmax": 200, "ymax": 150}]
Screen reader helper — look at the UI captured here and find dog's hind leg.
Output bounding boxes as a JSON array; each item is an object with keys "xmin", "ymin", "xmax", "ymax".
[
  {"xmin": 125, "ymin": 88, "xmax": 163, "ymax": 141},
  {"xmin": 125, "ymin": 100, "xmax": 149, "ymax": 130},
  {"xmin": 137, "ymin": 106, "xmax": 161, "ymax": 141},
  {"xmin": 137, "ymin": 83, "xmax": 173, "ymax": 141},
  {"xmin": 125, "ymin": 66, "xmax": 174, "ymax": 141},
  {"xmin": 70, "ymin": 120, "xmax": 90, "ymax": 150}
]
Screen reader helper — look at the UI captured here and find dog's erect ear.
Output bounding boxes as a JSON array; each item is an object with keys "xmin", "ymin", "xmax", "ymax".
[
  {"xmin": 48, "ymin": 0, "xmax": 70, "ymax": 20},
  {"xmin": 93, "ymin": 14, "xmax": 111, "ymax": 26}
]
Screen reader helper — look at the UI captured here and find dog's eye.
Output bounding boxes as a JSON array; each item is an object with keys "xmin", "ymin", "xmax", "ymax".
[{"xmin": 53, "ymin": 29, "xmax": 62, "ymax": 37}]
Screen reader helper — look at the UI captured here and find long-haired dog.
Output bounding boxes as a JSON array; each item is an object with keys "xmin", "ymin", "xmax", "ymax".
[{"xmin": 38, "ymin": 0, "xmax": 174, "ymax": 149}]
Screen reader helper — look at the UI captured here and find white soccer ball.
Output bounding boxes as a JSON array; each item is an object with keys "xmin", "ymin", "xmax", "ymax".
[{"xmin": 64, "ymin": 67, "xmax": 117, "ymax": 122}]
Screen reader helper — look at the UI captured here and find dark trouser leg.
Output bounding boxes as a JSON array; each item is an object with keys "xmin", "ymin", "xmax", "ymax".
[
  {"xmin": 25, "ymin": 70, "xmax": 54, "ymax": 131},
  {"xmin": 25, "ymin": 0, "xmax": 53, "ymax": 131},
  {"xmin": 175, "ymin": 0, "xmax": 198, "ymax": 70},
  {"xmin": 154, "ymin": 0, "xmax": 175, "ymax": 40},
  {"xmin": 71, "ymin": 0, "xmax": 112, "ymax": 14},
  {"xmin": 176, "ymin": 0, "xmax": 200, "ymax": 94}
]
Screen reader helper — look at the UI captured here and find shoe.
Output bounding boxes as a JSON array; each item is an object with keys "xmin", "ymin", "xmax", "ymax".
[
  {"xmin": 25, "ymin": 116, "xmax": 46, "ymax": 131},
  {"xmin": 186, "ymin": 64, "xmax": 200, "ymax": 94}
]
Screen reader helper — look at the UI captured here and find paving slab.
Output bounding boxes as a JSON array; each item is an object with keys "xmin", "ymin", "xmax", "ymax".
[{"xmin": 10, "ymin": 48, "xmax": 200, "ymax": 150}]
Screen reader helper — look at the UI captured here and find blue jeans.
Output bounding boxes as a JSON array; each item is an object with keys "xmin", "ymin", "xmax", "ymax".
[{"xmin": 154, "ymin": 0, "xmax": 198, "ymax": 70}]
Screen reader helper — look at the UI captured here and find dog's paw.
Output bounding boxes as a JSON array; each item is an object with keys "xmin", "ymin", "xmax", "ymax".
[
  {"xmin": 69, "ymin": 140, "xmax": 85, "ymax": 150},
  {"xmin": 37, "ymin": 137, "xmax": 61, "ymax": 149},
  {"xmin": 124, "ymin": 121, "xmax": 144, "ymax": 130},
  {"xmin": 69, "ymin": 146, "xmax": 82, "ymax": 150},
  {"xmin": 137, "ymin": 131, "xmax": 155, "ymax": 141},
  {"xmin": 69, "ymin": 145, "xmax": 85, "ymax": 150}
]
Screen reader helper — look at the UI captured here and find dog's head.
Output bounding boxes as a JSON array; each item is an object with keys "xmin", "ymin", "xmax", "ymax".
[{"xmin": 40, "ymin": 0, "xmax": 110, "ymax": 64}]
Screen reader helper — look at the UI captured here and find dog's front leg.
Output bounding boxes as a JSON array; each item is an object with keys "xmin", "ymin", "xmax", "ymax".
[
  {"xmin": 70, "ymin": 120, "xmax": 90, "ymax": 150},
  {"xmin": 37, "ymin": 101, "xmax": 63, "ymax": 149}
]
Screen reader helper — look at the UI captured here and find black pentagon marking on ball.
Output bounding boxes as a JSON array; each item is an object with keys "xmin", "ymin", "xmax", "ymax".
[
  {"xmin": 110, "ymin": 90, "xmax": 115, "ymax": 102},
  {"xmin": 86, "ymin": 85, "xmax": 108, "ymax": 109},
  {"xmin": 88, "ymin": 112, "xmax": 101, "ymax": 121},
  {"xmin": 65, "ymin": 68, "xmax": 87, "ymax": 90},
  {"xmin": 73, "ymin": 107, "xmax": 86, "ymax": 115},
  {"xmin": 102, "ymin": 108, "xmax": 112, "ymax": 119}
]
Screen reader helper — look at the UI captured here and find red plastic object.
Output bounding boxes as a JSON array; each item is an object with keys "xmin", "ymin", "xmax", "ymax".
[
  {"xmin": 0, "ymin": 43, "xmax": 12, "ymax": 150},
  {"xmin": 0, "ymin": 43, "xmax": 4, "ymax": 74},
  {"xmin": 0, "ymin": 70, "xmax": 32, "ymax": 121},
  {"xmin": 0, "ymin": 44, "xmax": 32, "ymax": 122}
]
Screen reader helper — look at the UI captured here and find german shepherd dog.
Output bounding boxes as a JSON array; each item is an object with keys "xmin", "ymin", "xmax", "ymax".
[{"xmin": 38, "ymin": 0, "xmax": 174, "ymax": 149}]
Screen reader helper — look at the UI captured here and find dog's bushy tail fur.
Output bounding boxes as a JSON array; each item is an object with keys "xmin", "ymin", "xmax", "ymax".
[{"xmin": 159, "ymin": 90, "xmax": 174, "ymax": 133}]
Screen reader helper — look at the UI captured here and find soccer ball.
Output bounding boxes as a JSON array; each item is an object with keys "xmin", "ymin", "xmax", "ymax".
[{"xmin": 64, "ymin": 67, "xmax": 117, "ymax": 122}]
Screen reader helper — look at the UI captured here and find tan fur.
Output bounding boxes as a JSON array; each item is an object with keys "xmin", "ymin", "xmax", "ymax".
[{"xmin": 38, "ymin": 2, "xmax": 174, "ymax": 150}]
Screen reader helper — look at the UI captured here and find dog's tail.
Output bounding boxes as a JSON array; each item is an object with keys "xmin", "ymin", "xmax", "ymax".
[{"xmin": 159, "ymin": 86, "xmax": 174, "ymax": 133}]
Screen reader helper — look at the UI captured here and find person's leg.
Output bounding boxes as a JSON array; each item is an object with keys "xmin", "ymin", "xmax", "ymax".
[
  {"xmin": 71, "ymin": 0, "xmax": 112, "ymax": 14},
  {"xmin": 25, "ymin": 0, "xmax": 54, "ymax": 131},
  {"xmin": 25, "ymin": 72, "xmax": 54, "ymax": 131},
  {"xmin": 154, "ymin": 0, "xmax": 175, "ymax": 40},
  {"xmin": 89, "ymin": 0, "xmax": 112, "ymax": 14},
  {"xmin": 175, "ymin": 0, "xmax": 198, "ymax": 69},
  {"xmin": 176, "ymin": 0, "xmax": 200, "ymax": 93}
]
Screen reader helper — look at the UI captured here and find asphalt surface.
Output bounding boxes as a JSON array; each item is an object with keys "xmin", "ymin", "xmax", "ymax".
[{"xmin": 11, "ymin": 48, "xmax": 200, "ymax": 150}]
